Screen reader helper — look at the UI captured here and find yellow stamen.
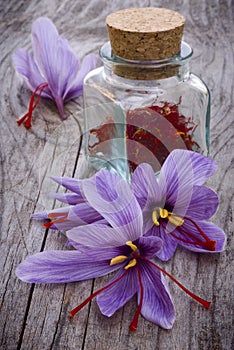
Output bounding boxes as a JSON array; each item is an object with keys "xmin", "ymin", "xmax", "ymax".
[
  {"xmin": 126, "ymin": 241, "xmax": 138, "ymax": 251},
  {"xmin": 159, "ymin": 208, "xmax": 169, "ymax": 219},
  {"xmin": 152, "ymin": 207, "xmax": 184, "ymax": 227},
  {"xmin": 125, "ymin": 258, "xmax": 137, "ymax": 270},
  {"xmin": 168, "ymin": 214, "xmax": 184, "ymax": 226},
  {"xmin": 110, "ymin": 255, "xmax": 127, "ymax": 265},
  {"xmin": 152, "ymin": 210, "xmax": 160, "ymax": 226}
]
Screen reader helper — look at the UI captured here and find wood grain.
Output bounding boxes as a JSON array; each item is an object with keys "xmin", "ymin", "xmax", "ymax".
[{"xmin": 0, "ymin": 1, "xmax": 233, "ymax": 349}]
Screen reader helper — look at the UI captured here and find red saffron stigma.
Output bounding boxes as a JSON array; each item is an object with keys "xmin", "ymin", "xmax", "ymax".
[
  {"xmin": 43, "ymin": 212, "xmax": 68, "ymax": 229},
  {"xmin": 126, "ymin": 101, "xmax": 200, "ymax": 172},
  {"xmin": 129, "ymin": 264, "xmax": 144, "ymax": 331},
  {"xmin": 162, "ymin": 218, "xmax": 217, "ymax": 251},
  {"xmin": 184, "ymin": 217, "xmax": 216, "ymax": 251},
  {"xmin": 69, "ymin": 270, "xmax": 128, "ymax": 318},
  {"xmin": 43, "ymin": 221, "xmax": 55, "ymax": 229},
  {"xmin": 17, "ymin": 82, "xmax": 49, "ymax": 129},
  {"xmin": 140, "ymin": 256, "xmax": 211, "ymax": 309}
]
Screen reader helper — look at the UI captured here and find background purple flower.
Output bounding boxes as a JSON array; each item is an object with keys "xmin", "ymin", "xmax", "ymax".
[
  {"xmin": 13, "ymin": 17, "xmax": 98, "ymax": 127},
  {"xmin": 32, "ymin": 170, "xmax": 120, "ymax": 231},
  {"xmin": 131, "ymin": 149, "xmax": 226, "ymax": 261}
]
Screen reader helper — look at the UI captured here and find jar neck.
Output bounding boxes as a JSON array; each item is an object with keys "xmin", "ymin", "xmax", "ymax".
[{"xmin": 100, "ymin": 41, "xmax": 192, "ymax": 84}]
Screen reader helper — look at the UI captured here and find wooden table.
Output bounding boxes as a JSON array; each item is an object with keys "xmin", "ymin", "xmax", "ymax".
[{"xmin": 1, "ymin": 1, "xmax": 233, "ymax": 349}]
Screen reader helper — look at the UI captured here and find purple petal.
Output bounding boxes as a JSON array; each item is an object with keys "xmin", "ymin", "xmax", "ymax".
[
  {"xmin": 68, "ymin": 202, "xmax": 103, "ymax": 224},
  {"xmin": 50, "ymin": 176, "xmax": 84, "ymax": 198},
  {"xmin": 173, "ymin": 185, "xmax": 219, "ymax": 220},
  {"xmin": 32, "ymin": 18, "xmax": 79, "ymax": 94},
  {"xmin": 52, "ymin": 192, "xmax": 85, "ymax": 205},
  {"xmin": 13, "ymin": 49, "xmax": 51, "ymax": 98},
  {"xmin": 32, "ymin": 205, "xmax": 71, "ymax": 219},
  {"xmin": 31, "ymin": 18, "xmax": 80, "ymax": 118},
  {"xmin": 32, "ymin": 211, "xmax": 48, "ymax": 219},
  {"xmin": 97, "ymin": 267, "xmax": 138, "ymax": 317},
  {"xmin": 131, "ymin": 163, "xmax": 164, "ymax": 210},
  {"xmin": 145, "ymin": 225, "xmax": 178, "ymax": 261},
  {"xmin": 88, "ymin": 169, "xmax": 123, "ymax": 202},
  {"xmin": 64, "ymin": 53, "xmax": 98, "ymax": 101},
  {"xmin": 159, "ymin": 150, "xmax": 217, "ymax": 204},
  {"xmin": 16, "ymin": 249, "xmax": 119, "ymax": 283},
  {"xmin": 67, "ymin": 223, "xmax": 137, "ymax": 248},
  {"xmin": 138, "ymin": 236, "xmax": 162, "ymax": 259},
  {"xmin": 81, "ymin": 169, "xmax": 143, "ymax": 236},
  {"xmin": 174, "ymin": 219, "xmax": 227, "ymax": 253},
  {"xmin": 139, "ymin": 261, "xmax": 175, "ymax": 329}
]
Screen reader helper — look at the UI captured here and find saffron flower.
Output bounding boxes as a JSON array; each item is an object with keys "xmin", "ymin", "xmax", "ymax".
[
  {"xmin": 32, "ymin": 174, "xmax": 107, "ymax": 231},
  {"xmin": 17, "ymin": 169, "xmax": 210, "ymax": 330},
  {"xmin": 131, "ymin": 149, "xmax": 227, "ymax": 261},
  {"xmin": 13, "ymin": 17, "xmax": 98, "ymax": 128}
]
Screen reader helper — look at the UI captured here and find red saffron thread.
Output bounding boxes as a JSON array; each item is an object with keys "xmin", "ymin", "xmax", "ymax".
[
  {"xmin": 17, "ymin": 82, "xmax": 49, "ymax": 129},
  {"xmin": 87, "ymin": 101, "xmax": 200, "ymax": 172},
  {"xmin": 162, "ymin": 217, "xmax": 216, "ymax": 251},
  {"xmin": 140, "ymin": 256, "xmax": 211, "ymax": 309},
  {"xmin": 69, "ymin": 270, "xmax": 128, "ymax": 318},
  {"xmin": 129, "ymin": 263, "xmax": 144, "ymax": 331},
  {"xmin": 126, "ymin": 101, "xmax": 200, "ymax": 172},
  {"xmin": 43, "ymin": 212, "xmax": 68, "ymax": 229},
  {"xmin": 183, "ymin": 217, "xmax": 216, "ymax": 251}
]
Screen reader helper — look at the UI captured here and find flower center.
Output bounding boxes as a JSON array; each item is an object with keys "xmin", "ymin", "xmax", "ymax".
[
  {"xmin": 17, "ymin": 82, "xmax": 48, "ymax": 129},
  {"xmin": 110, "ymin": 240, "xmax": 139, "ymax": 270},
  {"xmin": 152, "ymin": 207, "xmax": 184, "ymax": 226},
  {"xmin": 152, "ymin": 208, "xmax": 216, "ymax": 251}
]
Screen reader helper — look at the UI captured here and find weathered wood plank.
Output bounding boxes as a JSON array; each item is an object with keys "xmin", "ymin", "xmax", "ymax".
[{"xmin": 0, "ymin": 0, "xmax": 233, "ymax": 350}]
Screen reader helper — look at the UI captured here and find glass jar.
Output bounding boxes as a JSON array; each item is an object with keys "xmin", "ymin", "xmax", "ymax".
[{"xmin": 83, "ymin": 9, "xmax": 210, "ymax": 181}]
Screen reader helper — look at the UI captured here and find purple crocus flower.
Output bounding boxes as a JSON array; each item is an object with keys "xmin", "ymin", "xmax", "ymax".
[
  {"xmin": 131, "ymin": 149, "xmax": 227, "ymax": 261},
  {"xmin": 17, "ymin": 169, "xmax": 210, "ymax": 330},
  {"xmin": 13, "ymin": 17, "xmax": 98, "ymax": 128},
  {"xmin": 32, "ymin": 173, "xmax": 108, "ymax": 231}
]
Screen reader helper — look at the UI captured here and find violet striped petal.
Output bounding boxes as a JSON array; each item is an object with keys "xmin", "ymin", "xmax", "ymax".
[
  {"xmin": 50, "ymin": 176, "xmax": 84, "ymax": 198},
  {"xmin": 159, "ymin": 150, "xmax": 217, "ymax": 204},
  {"xmin": 97, "ymin": 267, "xmax": 138, "ymax": 317},
  {"xmin": 52, "ymin": 192, "xmax": 85, "ymax": 205},
  {"xmin": 139, "ymin": 261, "xmax": 175, "ymax": 329},
  {"xmin": 32, "ymin": 18, "xmax": 79, "ymax": 99},
  {"xmin": 16, "ymin": 250, "xmax": 119, "ymax": 283},
  {"xmin": 138, "ymin": 236, "xmax": 162, "ymax": 259},
  {"xmin": 131, "ymin": 162, "xmax": 164, "ymax": 210},
  {"xmin": 69, "ymin": 203, "xmax": 104, "ymax": 224},
  {"xmin": 81, "ymin": 170, "xmax": 143, "ymax": 234},
  {"xmin": 145, "ymin": 225, "xmax": 178, "ymax": 262},
  {"xmin": 173, "ymin": 185, "xmax": 219, "ymax": 221},
  {"xmin": 13, "ymin": 49, "xmax": 51, "ymax": 98},
  {"xmin": 67, "ymin": 223, "xmax": 138, "ymax": 248},
  {"xmin": 64, "ymin": 53, "xmax": 98, "ymax": 101}
]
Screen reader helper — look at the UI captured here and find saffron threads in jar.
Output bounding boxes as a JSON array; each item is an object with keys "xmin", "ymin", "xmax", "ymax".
[{"xmin": 87, "ymin": 100, "xmax": 199, "ymax": 173}]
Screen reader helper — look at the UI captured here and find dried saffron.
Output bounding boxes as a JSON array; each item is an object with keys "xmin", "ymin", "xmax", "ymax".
[
  {"xmin": 87, "ymin": 100, "xmax": 200, "ymax": 174},
  {"xmin": 126, "ymin": 100, "xmax": 200, "ymax": 172}
]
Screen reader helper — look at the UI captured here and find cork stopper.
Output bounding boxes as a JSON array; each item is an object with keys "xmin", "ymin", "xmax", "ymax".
[{"xmin": 106, "ymin": 7, "xmax": 185, "ymax": 60}]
